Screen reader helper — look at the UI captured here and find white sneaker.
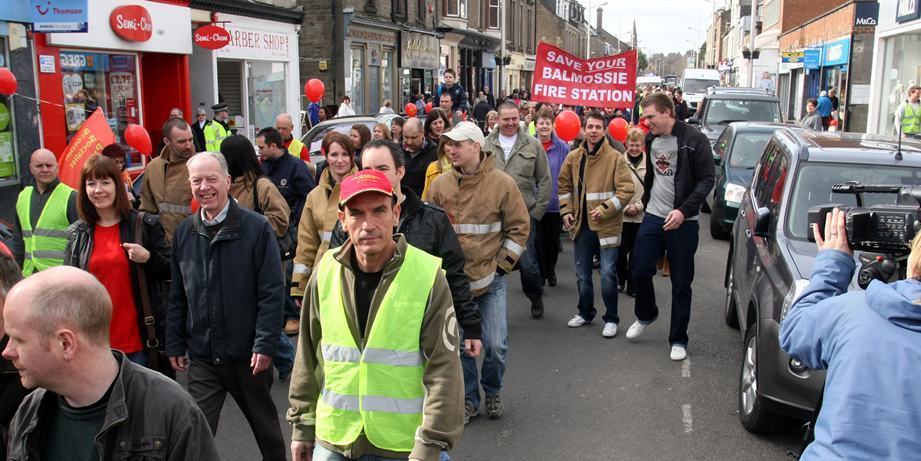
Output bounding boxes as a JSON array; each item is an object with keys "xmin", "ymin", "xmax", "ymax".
[
  {"xmin": 602, "ymin": 322, "xmax": 618, "ymax": 338},
  {"xmin": 567, "ymin": 315, "xmax": 588, "ymax": 327},
  {"xmin": 670, "ymin": 345, "xmax": 687, "ymax": 361},
  {"xmin": 625, "ymin": 321, "xmax": 647, "ymax": 340}
]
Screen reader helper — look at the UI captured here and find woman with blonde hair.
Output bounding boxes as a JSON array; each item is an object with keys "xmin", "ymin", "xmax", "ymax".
[
  {"xmin": 617, "ymin": 128, "xmax": 647, "ymax": 296},
  {"xmin": 372, "ymin": 122, "xmax": 391, "ymax": 141},
  {"xmin": 421, "ymin": 140, "xmax": 451, "ymax": 201}
]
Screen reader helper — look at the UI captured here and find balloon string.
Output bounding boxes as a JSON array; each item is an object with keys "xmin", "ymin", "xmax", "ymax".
[{"xmin": 9, "ymin": 93, "xmax": 67, "ymax": 108}]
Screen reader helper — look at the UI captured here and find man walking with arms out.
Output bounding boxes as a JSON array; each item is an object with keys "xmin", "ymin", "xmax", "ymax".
[
  {"xmin": 482, "ymin": 102, "xmax": 552, "ymax": 318},
  {"xmin": 12, "ymin": 149, "xmax": 78, "ymax": 275},
  {"xmin": 428, "ymin": 122, "xmax": 530, "ymax": 423},
  {"xmin": 625, "ymin": 93, "xmax": 714, "ymax": 361},
  {"xmin": 288, "ymin": 169, "xmax": 463, "ymax": 461},
  {"xmin": 558, "ymin": 110, "xmax": 635, "ymax": 337}
]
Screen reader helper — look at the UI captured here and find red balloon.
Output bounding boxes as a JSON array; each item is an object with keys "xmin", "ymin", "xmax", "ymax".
[
  {"xmin": 425, "ymin": 101, "xmax": 433, "ymax": 113},
  {"xmin": 608, "ymin": 117, "xmax": 629, "ymax": 143},
  {"xmin": 0, "ymin": 68, "xmax": 16, "ymax": 96},
  {"xmin": 405, "ymin": 103, "xmax": 418, "ymax": 117},
  {"xmin": 304, "ymin": 78, "xmax": 325, "ymax": 103},
  {"xmin": 555, "ymin": 110, "xmax": 581, "ymax": 142},
  {"xmin": 124, "ymin": 124, "xmax": 152, "ymax": 156}
]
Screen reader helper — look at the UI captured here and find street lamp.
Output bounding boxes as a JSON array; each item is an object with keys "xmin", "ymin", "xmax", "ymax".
[
  {"xmin": 688, "ymin": 26, "xmax": 702, "ymax": 68},
  {"xmin": 584, "ymin": 0, "xmax": 607, "ymax": 59}
]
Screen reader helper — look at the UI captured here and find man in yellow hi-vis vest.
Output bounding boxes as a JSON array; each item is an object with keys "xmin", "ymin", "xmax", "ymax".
[
  {"xmin": 203, "ymin": 103, "xmax": 230, "ymax": 152},
  {"xmin": 12, "ymin": 149, "xmax": 78, "ymax": 276},
  {"xmin": 288, "ymin": 169, "xmax": 463, "ymax": 461}
]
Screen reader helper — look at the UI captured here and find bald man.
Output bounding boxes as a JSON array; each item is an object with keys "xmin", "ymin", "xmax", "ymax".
[
  {"xmin": 13, "ymin": 149, "xmax": 78, "ymax": 275},
  {"xmin": 276, "ymin": 113, "xmax": 309, "ymax": 161},
  {"xmin": 3, "ymin": 267, "xmax": 219, "ymax": 460},
  {"xmin": 401, "ymin": 118, "xmax": 438, "ymax": 197}
]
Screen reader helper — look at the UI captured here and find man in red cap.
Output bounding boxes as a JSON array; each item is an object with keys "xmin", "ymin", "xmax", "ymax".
[{"xmin": 288, "ymin": 170, "xmax": 464, "ymax": 461}]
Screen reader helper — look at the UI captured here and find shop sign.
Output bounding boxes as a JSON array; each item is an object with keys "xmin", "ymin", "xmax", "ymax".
[
  {"xmin": 804, "ymin": 49, "xmax": 821, "ymax": 70},
  {"xmin": 400, "ymin": 32, "xmax": 439, "ymax": 69},
  {"xmin": 30, "ymin": 0, "xmax": 88, "ymax": 33},
  {"xmin": 110, "ymin": 5, "xmax": 152, "ymax": 42},
  {"xmin": 782, "ymin": 51, "xmax": 804, "ymax": 63},
  {"xmin": 194, "ymin": 24, "xmax": 231, "ymax": 50},
  {"xmin": 897, "ymin": 0, "xmax": 921, "ymax": 23},
  {"xmin": 216, "ymin": 23, "xmax": 294, "ymax": 60},
  {"xmin": 855, "ymin": 2, "xmax": 879, "ymax": 26},
  {"xmin": 822, "ymin": 38, "xmax": 850, "ymax": 67}
]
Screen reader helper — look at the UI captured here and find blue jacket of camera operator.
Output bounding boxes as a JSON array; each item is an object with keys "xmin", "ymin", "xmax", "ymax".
[{"xmin": 780, "ymin": 249, "xmax": 921, "ymax": 460}]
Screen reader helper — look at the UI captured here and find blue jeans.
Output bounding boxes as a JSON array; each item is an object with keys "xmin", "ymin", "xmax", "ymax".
[
  {"xmin": 312, "ymin": 444, "xmax": 451, "ymax": 461},
  {"xmin": 461, "ymin": 275, "xmax": 508, "ymax": 407},
  {"xmin": 518, "ymin": 218, "xmax": 544, "ymax": 302},
  {"xmin": 573, "ymin": 228, "xmax": 620, "ymax": 324},
  {"xmin": 630, "ymin": 214, "xmax": 699, "ymax": 346},
  {"xmin": 274, "ymin": 330, "xmax": 294, "ymax": 376}
]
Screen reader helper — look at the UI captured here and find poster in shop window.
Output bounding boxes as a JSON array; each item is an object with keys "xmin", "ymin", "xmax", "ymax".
[
  {"xmin": 0, "ymin": 102, "xmax": 12, "ymax": 179},
  {"xmin": 109, "ymin": 72, "xmax": 135, "ymax": 108},
  {"xmin": 531, "ymin": 41, "xmax": 637, "ymax": 109}
]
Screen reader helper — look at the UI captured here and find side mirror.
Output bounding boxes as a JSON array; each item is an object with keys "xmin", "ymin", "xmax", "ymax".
[
  {"xmin": 688, "ymin": 118, "xmax": 700, "ymax": 126},
  {"xmin": 753, "ymin": 206, "xmax": 771, "ymax": 238}
]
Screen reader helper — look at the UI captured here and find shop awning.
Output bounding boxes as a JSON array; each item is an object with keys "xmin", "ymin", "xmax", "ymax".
[{"xmin": 436, "ymin": 25, "xmax": 499, "ymax": 49}]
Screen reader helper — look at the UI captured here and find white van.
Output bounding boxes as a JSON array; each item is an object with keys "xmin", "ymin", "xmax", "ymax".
[
  {"xmin": 681, "ymin": 68, "xmax": 721, "ymax": 114},
  {"xmin": 636, "ymin": 75, "xmax": 663, "ymax": 87}
]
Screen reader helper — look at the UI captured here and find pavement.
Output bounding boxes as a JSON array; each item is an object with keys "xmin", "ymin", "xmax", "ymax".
[{"xmin": 209, "ymin": 212, "xmax": 803, "ymax": 460}]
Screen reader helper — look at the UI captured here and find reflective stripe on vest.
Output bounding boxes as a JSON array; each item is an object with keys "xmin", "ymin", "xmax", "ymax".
[
  {"xmin": 903, "ymin": 104, "xmax": 921, "ymax": 135},
  {"xmin": 157, "ymin": 202, "xmax": 192, "ymax": 215},
  {"xmin": 16, "ymin": 184, "xmax": 74, "ymax": 276},
  {"xmin": 314, "ymin": 245, "xmax": 442, "ymax": 452},
  {"xmin": 288, "ymin": 139, "xmax": 306, "ymax": 159}
]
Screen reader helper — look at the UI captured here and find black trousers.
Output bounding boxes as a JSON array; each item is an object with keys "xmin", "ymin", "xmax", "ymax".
[
  {"xmin": 616, "ymin": 221, "xmax": 641, "ymax": 291},
  {"xmin": 536, "ymin": 212, "xmax": 563, "ymax": 280},
  {"xmin": 188, "ymin": 360, "xmax": 287, "ymax": 461}
]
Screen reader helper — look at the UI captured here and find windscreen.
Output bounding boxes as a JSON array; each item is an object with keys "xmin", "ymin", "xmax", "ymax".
[
  {"xmin": 729, "ymin": 133, "xmax": 773, "ymax": 169},
  {"xmin": 683, "ymin": 79, "xmax": 720, "ymax": 94},
  {"xmin": 705, "ymin": 100, "xmax": 781, "ymax": 125}
]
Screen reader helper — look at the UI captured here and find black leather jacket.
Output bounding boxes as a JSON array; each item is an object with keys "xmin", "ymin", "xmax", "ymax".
[
  {"xmin": 7, "ymin": 351, "xmax": 219, "ymax": 460},
  {"xmin": 64, "ymin": 211, "xmax": 171, "ymax": 345},
  {"xmin": 330, "ymin": 186, "xmax": 482, "ymax": 339},
  {"xmin": 642, "ymin": 120, "xmax": 716, "ymax": 219}
]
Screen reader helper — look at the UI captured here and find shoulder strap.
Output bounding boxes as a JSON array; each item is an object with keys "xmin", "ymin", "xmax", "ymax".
[
  {"xmin": 252, "ymin": 175, "xmax": 267, "ymax": 215},
  {"xmin": 134, "ymin": 212, "xmax": 159, "ymax": 350}
]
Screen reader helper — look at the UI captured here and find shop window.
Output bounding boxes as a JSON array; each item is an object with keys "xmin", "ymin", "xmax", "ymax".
[
  {"xmin": 59, "ymin": 51, "xmax": 144, "ymax": 170},
  {"xmin": 0, "ymin": 38, "xmax": 16, "ymax": 184},
  {"xmin": 877, "ymin": 32, "xmax": 921, "ymax": 136},
  {"xmin": 382, "ymin": 50, "xmax": 395, "ymax": 108},
  {"xmin": 351, "ymin": 47, "xmax": 365, "ymax": 114},
  {"xmin": 248, "ymin": 62, "xmax": 288, "ymax": 139}
]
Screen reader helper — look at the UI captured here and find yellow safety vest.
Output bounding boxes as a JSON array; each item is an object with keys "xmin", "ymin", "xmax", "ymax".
[
  {"xmin": 288, "ymin": 138, "xmax": 306, "ymax": 159},
  {"xmin": 902, "ymin": 103, "xmax": 921, "ymax": 135},
  {"xmin": 16, "ymin": 183, "xmax": 74, "ymax": 276},
  {"xmin": 314, "ymin": 245, "xmax": 441, "ymax": 452},
  {"xmin": 203, "ymin": 120, "xmax": 229, "ymax": 152}
]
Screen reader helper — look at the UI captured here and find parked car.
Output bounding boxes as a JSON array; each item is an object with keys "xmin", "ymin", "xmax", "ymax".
[
  {"xmin": 300, "ymin": 114, "xmax": 402, "ymax": 165},
  {"xmin": 725, "ymin": 128, "xmax": 921, "ymax": 434},
  {"xmin": 708, "ymin": 122, "xmax": 786, "ymax": 239},
  {"xmin": 689, "ymin": 88, "xmax": 782, "ymax": 154}
]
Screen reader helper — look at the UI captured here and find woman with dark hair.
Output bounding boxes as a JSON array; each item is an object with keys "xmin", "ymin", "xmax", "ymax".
[
  {"xmin": 350, "ymin": 124, "xmax": 371, "ymax": 164},
  {"xmin": 64, "ymin": 155, "xmax": 170, "ymax": 367},
  {"xmin": 219, "ymin": 135, "xmax": 290, "ymax": 238},
  {"xmin": 424, "ymin": 108, "xmax": 450, "ymax": 142},
  {"xmin": 390, "ymin": 116, "xmax": 405, "ymax": 144},
  {"xmin": 291, "ymin": 131, "xmax": 357, "ymax": 299},
  {"xmin": 101, "ymin": 143, "xmax": 136, "ymax": 202}
]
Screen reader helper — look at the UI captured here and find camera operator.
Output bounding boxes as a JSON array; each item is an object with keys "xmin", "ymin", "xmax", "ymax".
[{"xmin": 780, "ymin": 208, "xmax": 921, "ymax": 459}]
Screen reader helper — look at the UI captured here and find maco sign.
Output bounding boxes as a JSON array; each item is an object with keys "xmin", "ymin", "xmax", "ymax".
[
  {"xmin": 110, "ymin": 5, "xmax": 153, "ymax": 42},
  {"xmin": 854, "ymin": 2, "xmax": 880, "ymax": 27}
]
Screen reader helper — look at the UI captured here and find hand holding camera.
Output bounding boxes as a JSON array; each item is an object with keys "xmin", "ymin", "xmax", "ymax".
[{"xmin": 812, "ymin": 208, "xmax": 852, "ymax": 256}]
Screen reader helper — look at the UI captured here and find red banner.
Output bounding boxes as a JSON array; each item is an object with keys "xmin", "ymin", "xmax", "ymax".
[
  {"xmin": 531, "ymin": 42, "xmax": 637, "ymax": 109},
  {"xmin": 59, "ymin": 108, "xmax": 116, "ymax": 189}
]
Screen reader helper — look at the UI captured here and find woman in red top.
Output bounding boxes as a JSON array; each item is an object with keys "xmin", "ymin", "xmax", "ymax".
[{"xmin": 64, "ymin": 156, "xmax": 170, "ymax": 367}]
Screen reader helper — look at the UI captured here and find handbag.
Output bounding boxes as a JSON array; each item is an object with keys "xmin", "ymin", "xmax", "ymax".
[
  {"xmin": 252, "ymin": 176, "xmax": 297, "ymax": 260},
  {"xmin": 133, "ymin": 212, "xmax": 176, "ymax": 379}
]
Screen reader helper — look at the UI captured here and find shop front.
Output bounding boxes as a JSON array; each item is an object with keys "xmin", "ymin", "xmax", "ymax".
[
  {"xmin": 400, "ymin": 30, "xmax": 440, "ymax": 105},
  {"xmin": 36, "ymin": 0, "xmax": 192, "ymax": 169},
  {"xmin": 869, "ymin": 1, "xmax": 921, "ymax": 136},
  {"xmin": 188, "ymin": 12, "xmax": 301, "ymax": 141},
  {"xmin": 345, "ymin": 23, "xmax": 399, "ymax": 115}
]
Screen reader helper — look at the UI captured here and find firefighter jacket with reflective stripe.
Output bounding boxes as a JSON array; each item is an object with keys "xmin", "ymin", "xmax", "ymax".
[{"xmin": 139, "ymin": 146, "xmax": 193, "ymax": 243}]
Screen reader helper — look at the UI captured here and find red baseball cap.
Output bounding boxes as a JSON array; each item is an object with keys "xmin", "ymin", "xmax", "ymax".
[{"xmin": 338, "ymin": 169, "xmax": 394, "ymax": 209}]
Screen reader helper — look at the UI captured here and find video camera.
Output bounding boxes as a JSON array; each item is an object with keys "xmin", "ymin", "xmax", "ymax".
[{"xmin": 807, "ymin": 183, "xmax": 921, "ymax": 289}]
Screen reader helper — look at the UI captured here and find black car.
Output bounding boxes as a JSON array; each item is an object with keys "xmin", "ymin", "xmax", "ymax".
[
  {"xmin": 689, "ymin": 88, "xmax": 782, "ymax": 155},
  {"xmin": 708, "ymin": 123, "xmax": 786, "ymax": 239},
  {"xmin": 725, "ymin": 128, "xmax": 921, "ymax": 433}
]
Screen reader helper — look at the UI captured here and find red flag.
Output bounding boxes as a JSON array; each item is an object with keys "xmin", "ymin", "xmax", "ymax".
[
  {"xmin": 58, "ymin": 108, "xmax": 116, "ymax": 189},
  {"xmin": 531, "ymin": 42, "xmax": 637, "ymax": 109}
]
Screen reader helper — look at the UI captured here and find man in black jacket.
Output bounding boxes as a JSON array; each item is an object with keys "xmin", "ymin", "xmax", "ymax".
[
  {"xmin": 624, "ymin": 92, "xmax": 714, "ymax": 362},
  {"xmin": 4, "ymin": 267, "xmax": 219, "ymax": 460},
  {"xmin": 330, "ymin": 140, "xmax": 482, "ymax": 355},
  {"xmin": 166, "ymin": 152, "xmax": 287, "ymax": 460},
  {"xmin": 400, "ymin": 118, "xmax": 438, "ymax": 197}
]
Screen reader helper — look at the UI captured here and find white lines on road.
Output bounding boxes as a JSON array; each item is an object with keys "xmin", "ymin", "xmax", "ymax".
[
  {"xmin": 681, "ymin": 404, "xmax": 694, "ymax": 433},
  {"xmin": 681, "ymin": 358, "xmax": 691, "ymax": 378}
]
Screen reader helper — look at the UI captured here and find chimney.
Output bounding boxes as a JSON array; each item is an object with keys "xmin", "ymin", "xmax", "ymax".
[{"xmin": 596, "ymin": 7, "xmax": 603, "ymax": 32}]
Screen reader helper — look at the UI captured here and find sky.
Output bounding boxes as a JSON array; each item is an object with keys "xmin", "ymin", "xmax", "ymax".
[{"xmin": 576, "ymin": 0, "xmax": 730, "ymax": 55}]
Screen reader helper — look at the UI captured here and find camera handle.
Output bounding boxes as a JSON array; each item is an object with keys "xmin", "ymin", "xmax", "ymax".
[{"xmin": 857, "ymin": 252, "xmax": 905, "ymax": 290}]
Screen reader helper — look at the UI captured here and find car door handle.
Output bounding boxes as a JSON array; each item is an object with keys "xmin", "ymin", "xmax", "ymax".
[
  {"xmin": 745, "ymin": 229, "xmax": 752, "ymax": 238},
  {"xmin": 740, "ymin": 209, "xmax": 746, "ymax": 218}
]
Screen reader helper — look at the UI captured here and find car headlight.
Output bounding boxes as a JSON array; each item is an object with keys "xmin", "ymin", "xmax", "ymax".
[
  {"xmin": 723, "ymin": 183, "xmax": 746, "ymax": 205},
  {"xmin": 780, "ymin": 279, "xmax": 810, "ymax": 322}
]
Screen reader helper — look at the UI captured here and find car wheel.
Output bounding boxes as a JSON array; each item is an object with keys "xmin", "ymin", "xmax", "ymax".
[
  {"xmin": 710, "ymin": 201, "xmax": 731, "ymax": 240},
  {"xmin": 739, "ymin": 326, "xmax": 789, "ymax": 434},
  {"xmin": 724, "ymin": 262, "xmax": 740, "ymax": 329}
]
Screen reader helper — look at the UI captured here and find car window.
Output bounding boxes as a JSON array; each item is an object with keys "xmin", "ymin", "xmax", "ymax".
[
  {"xmin": 684, "ymin": 79, "xmax": 720, "ymax": 93},
  {"xmin": 307, "ymin": 122, "xmax": 376, "ymax": 153},
  {"xmin": 786, "ymin": 164, "xmax": 921, "ymax": 240},
  {"xmin": 713, "ymin": 126, "xmax": 733, "ymax": 158},
  {"xmin": 705, "ymin": 99, "xmax": 781, "ymax": 125},
  {"xmin": 753, "ymin": 143, "xmax": 789, "ymax": 220},
  {"xmin": 728, "ymin": 132, "xmax": 772, "ymax": 169}
]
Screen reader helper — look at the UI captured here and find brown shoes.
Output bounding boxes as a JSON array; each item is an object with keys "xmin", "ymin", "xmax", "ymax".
[{"xmin": 284, "ymin": 319, "xmax": 300, "ymax": 336}]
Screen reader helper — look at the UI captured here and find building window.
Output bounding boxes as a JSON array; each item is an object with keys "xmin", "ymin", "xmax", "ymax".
[
  {"xmin": 350, "ymin": 47, "xmax": 365, "ymax": 114},
  {"xmin": 488, "ymin": 0, "xmax": 499, "ymax": 28},
  {"xmin": 393, "ymin": 0, "xmax": 406, "ymax": 17},
  {"xmin": 517, "ymin": 3, "xmax": 523, "ymax": 48},
  {"xmin": 761, "ymin": 0, "xmax": 779, "ymax": 28},
  {"xmin": 418, "ymin": 0, "xmax": 426, "ymax": 22},
  {"xmin": 446, "ymin": 0, "xmax": 466, "ymax": 18},
  {"xmin": 246, "ymin": 61, "xmax": 287, "ymax": 136},
  {"xmin": 527, "ymin": 8, "xmax": 533, "ymax": 53},
  {"xmin": 382, "ymin": 49, "xmax": 395, "ymax": 107},
  {"xmin": 877, "ymin": 31, "xmax": 921, "ymax": 136}
]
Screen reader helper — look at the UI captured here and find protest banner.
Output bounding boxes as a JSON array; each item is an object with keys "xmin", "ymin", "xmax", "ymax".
[
  {"xmin": 59, "ymin": 108, "xmax": 116, "ymax": 189},
  {"xmin": 531, "ymin": 42, "xmax": 637, "ymax": 109}
]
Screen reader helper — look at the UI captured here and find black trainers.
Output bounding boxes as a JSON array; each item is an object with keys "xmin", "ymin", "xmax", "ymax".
[
  {"xmin": 485, "ymin": 395, "xmax": 503, "ymax": 419},
  {"xmin": 548, "ymin": 274, "xmax": 557, "ymax": 287},
  {"xmin": 530, "ymin": 300, "xmax": 544, "ymax": 319},
  {"xmin": 464, "ymin": 401, "xmax": 478, "ymax": 425}
]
